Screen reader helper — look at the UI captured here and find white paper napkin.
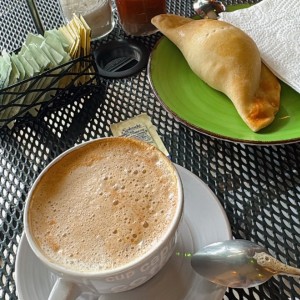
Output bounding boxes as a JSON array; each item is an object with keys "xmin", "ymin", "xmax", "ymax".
[{"xmin": 219, "ymin": 0, "xmax": 300, "ymax": 93}]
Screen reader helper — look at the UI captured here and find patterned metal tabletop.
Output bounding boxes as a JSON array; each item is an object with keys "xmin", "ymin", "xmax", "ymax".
[{"xmin": 1, "ymin": 0, "xmax": 300, "ymax": 299}]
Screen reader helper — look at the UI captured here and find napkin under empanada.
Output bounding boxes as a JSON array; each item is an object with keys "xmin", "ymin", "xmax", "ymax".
[{"xmin": 151, "ymin": 14, "xmax": 281, "ymax": 132}]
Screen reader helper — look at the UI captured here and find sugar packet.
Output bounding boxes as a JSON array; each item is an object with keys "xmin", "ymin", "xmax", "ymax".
[{"xmin": 110, "ymin": 113, "xmax": 169, "ymax": 157}]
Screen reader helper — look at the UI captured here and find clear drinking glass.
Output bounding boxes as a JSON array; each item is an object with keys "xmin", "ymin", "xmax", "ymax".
[
  {"xmin": 59, "ymin": 0, "xmax": 115, "ymax": 40},
  {"xmin": 115, "ymin": 0, "xmax": 167, "ymax": 36}
]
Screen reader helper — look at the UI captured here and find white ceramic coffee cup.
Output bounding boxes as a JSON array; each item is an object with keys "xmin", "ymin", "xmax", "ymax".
[{"xmin": 24, "ymin": 137, "xmax": 184, "ymax": 299}]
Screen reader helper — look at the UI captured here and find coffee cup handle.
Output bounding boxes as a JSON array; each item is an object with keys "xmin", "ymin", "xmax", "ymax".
[{"xmin": 48, "ymin": 278, "xmax": 83, "ymax": 300}]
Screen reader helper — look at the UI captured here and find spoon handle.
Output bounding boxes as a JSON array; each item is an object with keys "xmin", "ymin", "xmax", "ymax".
[
  {"xmin": 254, "ymin": 252, "xmax": 300, "ymax": 277},
  {"xmin": 278, "ymin": 267, "xmax": 300, "ymax": 277}
]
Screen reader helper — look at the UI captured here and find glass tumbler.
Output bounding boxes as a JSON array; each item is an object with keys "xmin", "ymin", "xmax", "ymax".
[
  {"xmin": 115, "ymin": 0, "xmax": 167, "ymax": 36},
  {"xmin": 59, "ymin": 0, "xmax": 115, "ymax": 40}
]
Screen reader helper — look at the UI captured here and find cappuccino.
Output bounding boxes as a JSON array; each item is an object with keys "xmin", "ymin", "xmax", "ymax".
[{"xmin": 28, "ymin": 137, "xmax": 179, "ymax": 273}]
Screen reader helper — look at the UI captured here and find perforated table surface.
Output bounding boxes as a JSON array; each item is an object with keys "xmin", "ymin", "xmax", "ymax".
[{"xmin": 1, "ymin": 0, "xmax": 300, "ymax": 299}]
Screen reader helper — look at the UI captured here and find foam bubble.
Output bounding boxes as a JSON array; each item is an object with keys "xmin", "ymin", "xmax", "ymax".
[{"xmin": 254, "ymin": 252, "xmax": 297, "ymax": 274}]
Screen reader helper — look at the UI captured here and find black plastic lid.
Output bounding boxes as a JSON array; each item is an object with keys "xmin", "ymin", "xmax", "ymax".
[{"xmin": 93, "ymin": 39, "xmax": 150, "ymax": 79}]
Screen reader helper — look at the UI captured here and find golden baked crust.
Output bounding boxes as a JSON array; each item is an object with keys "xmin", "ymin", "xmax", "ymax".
[
  {"xmin": 246, "ymin": 63, "xmax": 281, "ymax": 131},
  {"xmin": 151, "ymin": 14, "xmax": 281, "ymax": 132}
]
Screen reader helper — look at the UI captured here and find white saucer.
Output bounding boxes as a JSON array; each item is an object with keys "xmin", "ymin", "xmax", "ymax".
[{"xmin": 16, "ymin": 164, "xmax": 232, "ymax": 300}]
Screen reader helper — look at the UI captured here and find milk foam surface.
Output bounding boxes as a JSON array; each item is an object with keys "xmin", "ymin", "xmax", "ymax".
[
  {"xmin": 29, "ymin": 138, "xmax": 178, "ymax": 272},
  {"xmin": 254, "ymin": 252, "xmax": 296, "ymax": 274}
]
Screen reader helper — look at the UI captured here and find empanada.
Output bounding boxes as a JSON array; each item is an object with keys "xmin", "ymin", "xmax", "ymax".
[{"xmin": 151, "ymin": 14, "xmax": 281, "ymax": 132}]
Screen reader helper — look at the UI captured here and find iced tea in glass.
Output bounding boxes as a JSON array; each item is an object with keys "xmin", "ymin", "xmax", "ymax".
[{"xmin": 116, "ymin": 0, "xmax": 166, "ymax": 36}]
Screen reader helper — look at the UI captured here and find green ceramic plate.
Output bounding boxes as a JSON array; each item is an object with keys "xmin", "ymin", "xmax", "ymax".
[{"xmin": 148, "ymin": 7, "xmax": 300, "ymax": 144}]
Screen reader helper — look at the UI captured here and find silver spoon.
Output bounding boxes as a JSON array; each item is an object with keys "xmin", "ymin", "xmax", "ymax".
[
  {"xmin": 193, "ymin": 0, "xmax": 226, "ymax": 19},
  {"xmin": 191, "ymin": 239, "xmax": 300, "ymax": 288}
]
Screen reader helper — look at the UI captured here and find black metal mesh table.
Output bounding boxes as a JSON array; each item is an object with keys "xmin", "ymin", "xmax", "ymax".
[{"xmin": 1, "ymin": 0, "xmax": 300, "ymax": 299}]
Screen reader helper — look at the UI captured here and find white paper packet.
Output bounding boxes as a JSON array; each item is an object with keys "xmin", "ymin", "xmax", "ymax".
[{"xmin": 110, "ymin": 113, "xmax": 170, "ymax": 157}]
